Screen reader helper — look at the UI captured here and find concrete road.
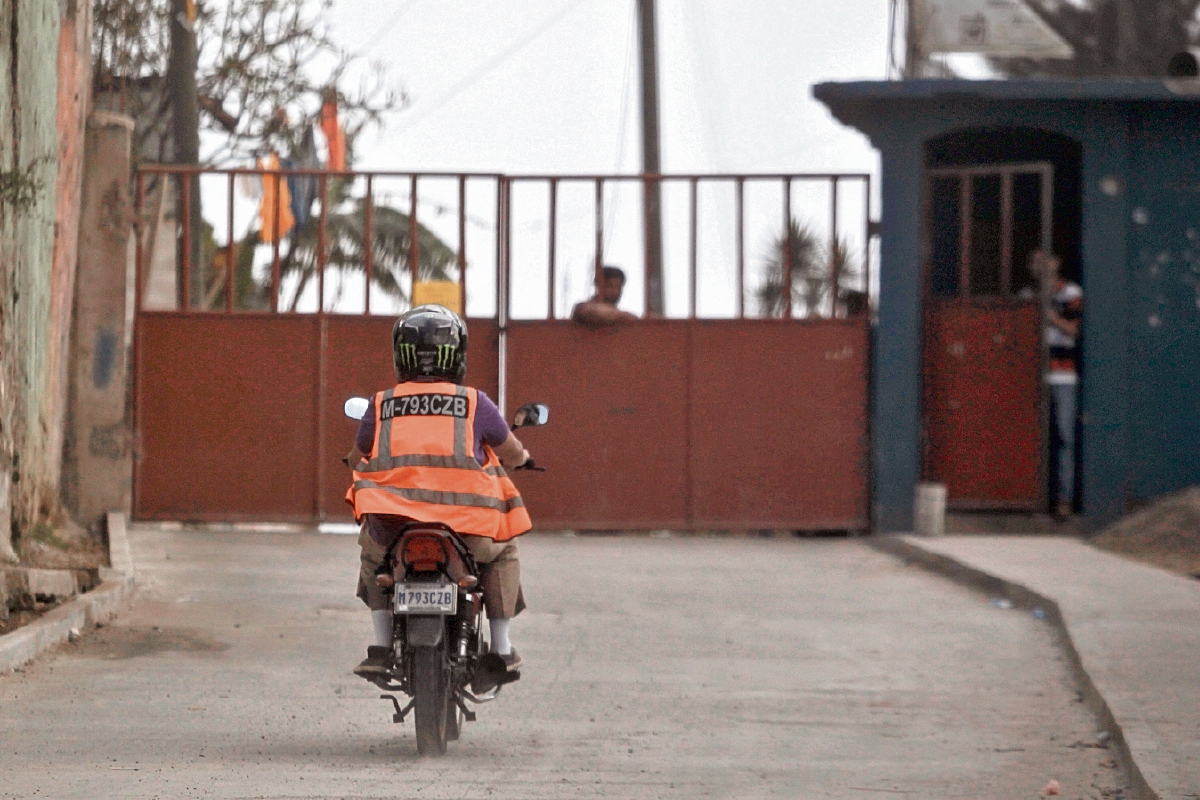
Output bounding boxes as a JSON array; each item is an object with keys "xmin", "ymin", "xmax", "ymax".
[{"xmin": 1, "ymin": 527, "xmax": 1128, "ymax": 799}]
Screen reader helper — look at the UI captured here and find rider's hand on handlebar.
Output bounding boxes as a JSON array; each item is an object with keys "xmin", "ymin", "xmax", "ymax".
[{"xmin": 501, "ymin": 450, "xmax": 530, "ymax": 470}]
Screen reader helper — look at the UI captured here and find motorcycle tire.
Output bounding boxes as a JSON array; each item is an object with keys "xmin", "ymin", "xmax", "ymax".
[{"xmin": 412, "ymin": 645, "xmax": 449, "ymax": 756}]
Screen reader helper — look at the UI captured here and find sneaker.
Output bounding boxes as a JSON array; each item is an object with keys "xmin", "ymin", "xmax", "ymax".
[
  {"xmin": 353, "ymin": 645, "xmax": 392, "ymax": 679},
  {"xmin": 498, "ymin": 649, "xmax": 522, "ymax": 671}
]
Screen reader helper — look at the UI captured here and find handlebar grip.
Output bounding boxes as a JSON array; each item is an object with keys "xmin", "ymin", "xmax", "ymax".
[{"xmin": 514, "ymin": 457, "xmax": 546, "ymax": 472}]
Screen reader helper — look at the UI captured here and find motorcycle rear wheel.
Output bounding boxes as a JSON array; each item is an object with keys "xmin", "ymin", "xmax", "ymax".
[{"xmin": 412, "ymin": 645, "xmax": 449, "ymax": 756}]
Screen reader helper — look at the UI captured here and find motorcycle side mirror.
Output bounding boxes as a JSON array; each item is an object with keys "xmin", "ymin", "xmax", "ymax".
[
  {"xmin": 344, "ymin": 397, "xmax": 370, "ymax": 421},
  {"xmin": 512, "ymin": 402, "xmax": 549, "ymax": 429}
]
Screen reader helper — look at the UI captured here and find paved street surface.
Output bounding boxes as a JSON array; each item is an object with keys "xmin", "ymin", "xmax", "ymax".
[{"xmin": 1, "ymin": 526, "xmax": 1128, "ymax": 799}]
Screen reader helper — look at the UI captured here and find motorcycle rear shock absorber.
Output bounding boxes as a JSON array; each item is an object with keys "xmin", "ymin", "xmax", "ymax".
[{"xmin": 450, "ymin": 594, "xmax": 478, "ymax": 661}]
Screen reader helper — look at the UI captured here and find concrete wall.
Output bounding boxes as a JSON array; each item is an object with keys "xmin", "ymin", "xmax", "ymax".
[
  {"xmin": 62, "ymin": 113, "xmax": 135, "ymax": 526},
  {"xmin": 0, "ymin": 0, "xmax": 90, "ymax": 559},
  {"xmin": 1125, "ymin": 105, "xmax": 1200, "ymax": 502}
]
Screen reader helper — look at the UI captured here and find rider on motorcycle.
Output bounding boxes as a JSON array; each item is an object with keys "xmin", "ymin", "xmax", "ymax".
[{"xmin": 345, "ymin": 305, "xmax": 533, "ymax": 680}]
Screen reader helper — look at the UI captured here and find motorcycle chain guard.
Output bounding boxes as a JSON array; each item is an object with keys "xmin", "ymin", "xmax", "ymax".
[{"xmin": 406, "ymin": 615, "xmax": 444, "ymax": 647}]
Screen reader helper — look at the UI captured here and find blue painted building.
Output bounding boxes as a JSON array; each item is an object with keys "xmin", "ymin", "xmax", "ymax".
[{"xmin": 815, "ymin": 79, "xmax": 1200, "ymax": 531}]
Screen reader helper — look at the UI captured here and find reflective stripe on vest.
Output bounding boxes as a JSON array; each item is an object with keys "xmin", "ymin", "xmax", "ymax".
[
  {"xmin": 358, "ymin": 453, "xmax": 510, "ymax": 475},
  {"xmin": 351, "ymin": 480, "xmax": 525, "ymax": 513},
  {"xmin": 346, "ymin": 382, "xmax": 531, "ymax": 541}
]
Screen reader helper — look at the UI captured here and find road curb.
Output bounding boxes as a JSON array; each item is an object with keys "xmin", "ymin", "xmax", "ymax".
[
  {"xmin": 0, "ymin": 513, "xmax": 135, "ymax": 673},
  {"xmin": 869, "ymin": 535, "xmax": 1159, "ymax": 800}
]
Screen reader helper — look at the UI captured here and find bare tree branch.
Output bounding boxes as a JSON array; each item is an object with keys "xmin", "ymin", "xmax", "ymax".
[{"xmin": 93, "ymin": 0, "xmax": 406, "ymax": 164}]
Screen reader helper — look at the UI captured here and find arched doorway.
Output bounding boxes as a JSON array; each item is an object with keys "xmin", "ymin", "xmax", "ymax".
[{"xmin": 922, "ymin": 128, "xmax": 1083, "ymax": 511}]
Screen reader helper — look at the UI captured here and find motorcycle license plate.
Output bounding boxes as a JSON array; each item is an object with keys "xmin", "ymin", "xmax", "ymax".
[{"xmin": 394, "ymin": 583, "xmax": 457, "ymax": 614}]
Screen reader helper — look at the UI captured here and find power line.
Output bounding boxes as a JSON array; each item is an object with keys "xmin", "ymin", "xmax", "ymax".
[
  {"xmin": 886, "ymin": 0, "xmax": 902, "ymax": 78},
  {"xmin": 355, "ymin": 0, "xmax": 421, "ymax": 57},
  {"xmin": 603, "ymin": 0, "xmax": 637, "ymax": 256},
  {"xmin": 683, "ymin": 0, "xmax": 727, "ymax": 171},
  {"xmin": 395, "ymin": 0, "xmax": 593, "ymax": 131}
]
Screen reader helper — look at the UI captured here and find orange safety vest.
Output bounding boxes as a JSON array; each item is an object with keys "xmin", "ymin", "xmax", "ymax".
[{"xmin": 345, "ymin": 382, "xmax": 532, "ymax": 542}]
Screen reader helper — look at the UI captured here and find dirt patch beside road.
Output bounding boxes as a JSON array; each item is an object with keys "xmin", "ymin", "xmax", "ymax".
[
  {"xmin": 1092, "ymin": 486, "xmax": 1200, "ymax": 578},
  {"xmin": 0, "ymin": 603, "xmax": 60, "ymax": 637}
]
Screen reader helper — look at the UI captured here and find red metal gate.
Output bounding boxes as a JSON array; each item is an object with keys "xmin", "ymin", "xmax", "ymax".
[{"xmin": 132, "ymin": 168, "xmax": 872, "ymax": 529}]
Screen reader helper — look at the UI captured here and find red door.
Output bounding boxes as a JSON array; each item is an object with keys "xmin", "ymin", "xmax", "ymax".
[{"xmin": 923, "ymin": 163, "xmax": 1051, "ymax": 510}]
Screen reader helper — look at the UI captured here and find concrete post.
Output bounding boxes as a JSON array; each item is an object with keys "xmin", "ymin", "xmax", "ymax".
[{"xmin": 63, "ymin": 112, "xmax": 135, "ymax": 528}]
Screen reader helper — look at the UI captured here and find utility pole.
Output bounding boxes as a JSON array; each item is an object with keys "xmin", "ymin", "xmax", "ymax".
[
  {"xmin": 637, "ymin": 0, "xmax": 665, "ymax": 316},
  {"xmin": 167, "ymin": 0, "xmax": 203, "ymax": 308},
  {"xmin": 903, "ymin": 0, "xmax": 923, "ymax": 78}
]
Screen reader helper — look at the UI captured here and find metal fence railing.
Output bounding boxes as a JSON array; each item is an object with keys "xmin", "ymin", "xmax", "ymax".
[{"xmin": 134, "ymin": 167, "xmax": 872, "ymax": 321}]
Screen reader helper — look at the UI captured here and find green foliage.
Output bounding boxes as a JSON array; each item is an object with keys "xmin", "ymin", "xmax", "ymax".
[
  {"xmin": 277, "ymin": 178, "xmax": 459, "ymax": 311},
  {"xmin": 757, "ymin": 218, "xmax": 862, "ymax": 318},
  {"xmin": 0, "ymin": 158, "xmax": 48, "ymax": 213},
  {"xmin": 24, "ymin": 521, "xmax": 71, "ymax": 551}
]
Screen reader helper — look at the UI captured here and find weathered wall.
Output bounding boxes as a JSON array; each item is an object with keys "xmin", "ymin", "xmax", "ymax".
[
  {"xmin": 0, "ymin": 0, "xmax": 90, "ymax": 560},
  {"xmin": 63, "ymin": 112, "xmax": 134, "ymax": 526},
  {"xmin": 1125, "ymin": 104, "xmax": 1200, "ymax": 502},
  {"xmin": 45, "ymin": 0, "xmax": 92, "ymax": 519}
]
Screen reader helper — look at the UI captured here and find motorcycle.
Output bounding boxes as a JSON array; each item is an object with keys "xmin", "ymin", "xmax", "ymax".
[{"xmin": 342, "ymin": 397, "xmax": 549, "ymax": 756}]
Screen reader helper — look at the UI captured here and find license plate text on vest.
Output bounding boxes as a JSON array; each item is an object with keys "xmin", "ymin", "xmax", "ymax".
[{"xmin": 381, "ymin": 393, "xmax": 469, "ymax": 419}]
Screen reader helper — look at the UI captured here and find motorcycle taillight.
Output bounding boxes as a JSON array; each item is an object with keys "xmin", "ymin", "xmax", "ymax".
[{"xmin": 401, "ymin": 535, "xmax": 448, "ymax": 573}]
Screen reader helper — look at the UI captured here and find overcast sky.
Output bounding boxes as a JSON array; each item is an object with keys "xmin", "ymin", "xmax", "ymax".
[
  {"xmin": 332, "ymin": 0, "xmax": 891, "ymax": 174},
  {"xmin": 204, "ymin": 1, "xmax": 901, "ymax": 318}
]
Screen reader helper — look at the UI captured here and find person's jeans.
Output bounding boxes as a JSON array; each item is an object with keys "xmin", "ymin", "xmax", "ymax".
[{"xmin": 1049, "ymin": 382, "xmax": 1076, "ymax": 504}]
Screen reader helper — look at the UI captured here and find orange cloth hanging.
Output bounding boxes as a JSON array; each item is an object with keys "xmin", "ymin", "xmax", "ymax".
[
  {"xmin": 320, "ymin": 96, "xmax": 347, "ymax": 171},
  {"xmin": 258, "ymin": 154, "xmax": 295, "ymax": 243}
]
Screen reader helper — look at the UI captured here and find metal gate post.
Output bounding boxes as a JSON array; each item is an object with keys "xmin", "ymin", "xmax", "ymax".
[
  {"xmin": 497, "ymin": 178, "xmax": 511, "ymax": 418},
  {"xmin": 131, "ymin": 172, "xmax": 145, "ymax": 518}
]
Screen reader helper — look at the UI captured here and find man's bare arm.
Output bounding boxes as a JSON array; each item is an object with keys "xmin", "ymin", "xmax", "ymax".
[
  {"xmin": 345, "ymin": 445, "xmax": 367, "ymax": 469},
  {"xmin": 494, "ymin": 432, "xmax": 529, "ymax": 468},
  {"xmin": 571, "ymin": 301, "xmax": 638, "ymax": 326}
]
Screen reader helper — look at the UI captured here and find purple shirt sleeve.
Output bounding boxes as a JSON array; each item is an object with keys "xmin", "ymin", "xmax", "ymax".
[
  {"xmin": 355, "ymin": 401, "xmax": 376, "ymax": 455},
  {"xmin": 474, "ymin": 391, "xmax": 511, "ymax": 461}
]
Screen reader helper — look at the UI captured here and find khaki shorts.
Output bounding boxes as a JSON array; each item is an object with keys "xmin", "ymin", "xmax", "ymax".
[{"xmin": 357, "ymin": 526, "xmax": 526, "ymax": 618}]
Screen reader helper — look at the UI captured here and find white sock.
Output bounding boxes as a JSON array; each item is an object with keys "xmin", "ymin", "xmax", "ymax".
[
  {"xmin": 489, "ymin": 617, "xmax": 512, "ymax": 655},
  {"xmin": 371, "ymin": 610, "xmax": 393, "ymax": 648}
]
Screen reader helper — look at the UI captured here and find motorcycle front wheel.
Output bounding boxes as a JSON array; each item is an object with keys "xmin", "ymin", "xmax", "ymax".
[{"xmin": 412, "ymin": 644, "xmax": 449, "ymax": 756}]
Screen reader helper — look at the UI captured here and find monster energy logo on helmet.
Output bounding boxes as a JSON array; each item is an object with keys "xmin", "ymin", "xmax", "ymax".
[
  {"xmin": 436, "ymin": 344, "xmax": 457, "ymax": 370},
  {"xmin": 396, "ymin": 342, "xmax": 419, "ymax": 370},
  {"xmin": 392, "ymin": 304, "xmax": 468, "ymax": 381}
]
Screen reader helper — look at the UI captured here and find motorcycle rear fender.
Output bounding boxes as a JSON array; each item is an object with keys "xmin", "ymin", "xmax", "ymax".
[
  {"xmin": 392, "ymin": 528, "xmax": 471, "ymax": 584},
  {"xmin": 406, "ymin": 615, "xmax": 444, "ymax": 647}
]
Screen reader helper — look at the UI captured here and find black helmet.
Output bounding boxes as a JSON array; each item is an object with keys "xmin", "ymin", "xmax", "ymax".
[{"xmin": 392, "ymin": 304, "xmax": 468, "ymax": 382}]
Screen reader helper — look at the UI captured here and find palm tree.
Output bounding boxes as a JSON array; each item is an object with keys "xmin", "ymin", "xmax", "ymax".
[
  {"xmin": 279, "ymin": 178, "xmax": 459, "ymax": 312},
  {"xmin": 207, "ymin": 176, "xmax": 460, "ymax": 312},
  {"xmin": 757, "ymin": 219, "xmax": 863, "ymax": 318}
]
